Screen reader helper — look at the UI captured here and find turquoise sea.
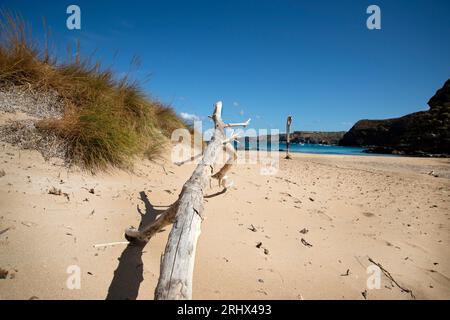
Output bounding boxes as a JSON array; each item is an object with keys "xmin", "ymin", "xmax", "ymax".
[
  {"xmin": 279, "ymin": 143, "xmax": 368, "ymax": 156},
  {"xmin": 236, "ymin": 141, "xmax": 385, "ymax": 156}
]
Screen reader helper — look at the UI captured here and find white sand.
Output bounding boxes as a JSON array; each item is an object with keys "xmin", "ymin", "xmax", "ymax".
[{"xmin": 0, "ymin": 143, "xmax": 449, "ymax": 300}]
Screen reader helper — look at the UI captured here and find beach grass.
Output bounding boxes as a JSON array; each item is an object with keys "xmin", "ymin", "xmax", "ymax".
[{"xmin": 0, "ymin": 11, "xmax": 186, "ymax": 171}]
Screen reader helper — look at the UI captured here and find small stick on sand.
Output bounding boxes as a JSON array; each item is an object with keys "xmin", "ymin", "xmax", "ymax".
[
  {"xmin": 93, "ymin": 241, "xmax": 129, "ymax": 248},
  {"xmin": 368, "ymin": 257, "xmax": 415, "ymax": 299},
  {"xmin": 0, "ymin": 227, "xmax": 11, "ymax": 236}
]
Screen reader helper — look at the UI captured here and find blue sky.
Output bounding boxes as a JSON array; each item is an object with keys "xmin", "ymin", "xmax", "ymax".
[{"xmin": 3, "ymin": 0, "xmax": 450, "ymax": 132}]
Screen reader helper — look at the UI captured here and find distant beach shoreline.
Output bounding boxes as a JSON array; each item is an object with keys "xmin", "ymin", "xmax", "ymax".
[
  {"xmin": 236, "ymin": 142, "xmax": 448, "ymax": 158},
  {"xmin": 238, "ymin": 142, "xmax": 390, "ymax": 157}
]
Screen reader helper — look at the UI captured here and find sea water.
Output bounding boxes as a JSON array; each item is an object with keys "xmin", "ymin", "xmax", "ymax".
[
  {"xmin": 235, "ymin": 141, "xmax": 378, "ymax": 156},
  {"xmin": 279, "ymin": 143, "xmax": 368, "ymax": 156}
]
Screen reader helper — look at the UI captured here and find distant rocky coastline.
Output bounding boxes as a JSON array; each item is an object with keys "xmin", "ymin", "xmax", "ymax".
[
  {"xmin": 339, "ymin": 79, "xmax": 450, "ymax": 157},
  {"xmin": 238, "ymin": 131, "xmax": 345, "ymax": 148},
  {"xmin": 279, "ymin": 131, "xmax": 345, "ymax": 145}
]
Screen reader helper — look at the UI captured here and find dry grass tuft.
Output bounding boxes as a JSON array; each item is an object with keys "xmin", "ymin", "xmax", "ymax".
[{"xmin": 0, "ymin": 11, "xmax": 187, "ymax": 171}]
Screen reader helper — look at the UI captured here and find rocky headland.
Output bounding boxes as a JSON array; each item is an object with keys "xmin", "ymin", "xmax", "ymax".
[{"xmin": 339, "ymin": 79, "xmax": 450, "ymax": 156}]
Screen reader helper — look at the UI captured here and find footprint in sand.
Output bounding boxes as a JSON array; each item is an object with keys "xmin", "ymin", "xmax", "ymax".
[{"xmin": 362, "ymin": 212, "xmax": 375, "ymax": 218}]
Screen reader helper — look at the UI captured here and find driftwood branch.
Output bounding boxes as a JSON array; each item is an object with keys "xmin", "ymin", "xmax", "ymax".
[
  {"xmin": 222, "ymin": 129, "xmax": 240, "ymax": 145},
  {"xmin": 93, "ymin": 241, "xmax": 129, "ymax": 248},
  {"xmin": 368, "ymin": 257, "xmax": 415, "ymax": 299},
  {"xmin": 224, "ymin": 118, "xmax": 251, "ymax": 128},
  {"xmin": 211, "ymin": 142, "xmax": 238, "ymax": 189},
  {"xmin": 174, "ymin": 153, "xmax": 203, "ymax": 166},
  {"xmin": 125, "ymin": 101, "xmax": 247, "ymax": 299}
]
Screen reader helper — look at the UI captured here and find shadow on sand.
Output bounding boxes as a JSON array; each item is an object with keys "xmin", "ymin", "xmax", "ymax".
[{"xmin": 106, "ymin": 191, "xmax": 166, "ymax": 300}]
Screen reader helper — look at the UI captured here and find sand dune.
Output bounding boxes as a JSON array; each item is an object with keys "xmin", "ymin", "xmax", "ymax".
[{"xmin": 0, "ymin": 142, "xmax": 449, "ymax": 300}]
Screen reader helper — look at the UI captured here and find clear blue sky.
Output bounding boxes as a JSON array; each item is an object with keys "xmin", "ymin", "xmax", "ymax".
[{"xmin": 3, "ymin": 0, "xmax": 450, "ymax": 132}]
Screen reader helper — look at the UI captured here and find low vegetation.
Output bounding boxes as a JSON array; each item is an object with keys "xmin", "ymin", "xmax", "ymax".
[{"xmin": 0, "ymin": 12, "xmax": 186, "ymax": 171}]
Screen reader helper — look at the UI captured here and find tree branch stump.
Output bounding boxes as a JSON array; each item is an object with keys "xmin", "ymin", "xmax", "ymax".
[{"xmin": 285, "ymin": 115, "xmax": 292, "ymax": 159}]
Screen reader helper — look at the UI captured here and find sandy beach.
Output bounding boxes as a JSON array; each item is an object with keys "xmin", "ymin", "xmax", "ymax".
[
  {"xmin": 0, "ymin": 0, "xmax": 449, "ymax": 307},
  {"xmin": 1, "ymin": 141, "xmax": 449, "ymax": 300}
]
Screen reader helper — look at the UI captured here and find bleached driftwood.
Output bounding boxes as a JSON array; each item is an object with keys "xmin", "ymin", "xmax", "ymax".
[
  {"xmin": 125, "ymin": 101, "xmax": 249, "ymax": 299},
  {"xmin": 285, "ymin": 115, "xmax": 292, "ymax": 159},
  {"xmin": 93, "ymin": 241, "xmax": 129, "ymax": 248}
]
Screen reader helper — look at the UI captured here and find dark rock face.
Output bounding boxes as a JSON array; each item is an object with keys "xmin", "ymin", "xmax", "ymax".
[
  {"xmin": 280, "ymin": 131, "xmax": 345, "ymax": 145},
  {"xmin": 339, "ymin": 79, "xmax": 450, "ymax": 156}
]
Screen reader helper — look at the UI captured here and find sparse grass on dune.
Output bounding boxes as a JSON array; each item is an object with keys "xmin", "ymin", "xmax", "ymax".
[{"xmin": 0, "ymin": 11, "xmax": 187, "ymax": 171}]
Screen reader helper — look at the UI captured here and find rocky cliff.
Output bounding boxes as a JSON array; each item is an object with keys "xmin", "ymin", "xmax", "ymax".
[
  {"xmin": 279, "ymin": 131, "xmax": 345, "ymax": 145},
  {"xmin": 339, "ymin": 79, "xmax": 450, "ymax": 156}
]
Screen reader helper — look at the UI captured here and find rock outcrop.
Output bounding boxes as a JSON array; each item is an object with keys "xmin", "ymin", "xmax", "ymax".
[
  {"xmin": 339, "ymin": 79, "xmax": 450, "ymax": 156},
  {"xmin": 280, "ymin": 131, "xmax": 345, "ymax": 145},
  {"xmin": 240, "ymin": 131, "xmax": 345, "ymax": 147}
]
